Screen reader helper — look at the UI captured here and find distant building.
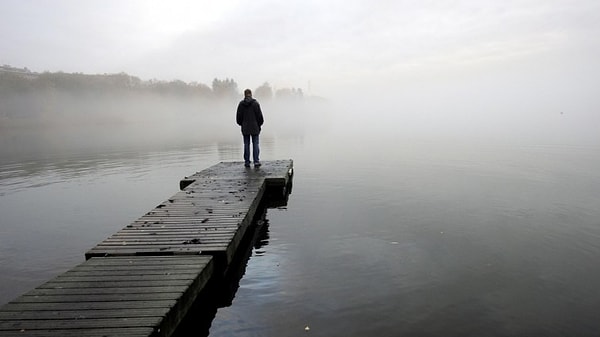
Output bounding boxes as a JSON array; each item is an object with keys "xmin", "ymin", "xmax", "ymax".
[{"xmin": 0, "ymin": 65, "xmax": 39, "ymax": 79}]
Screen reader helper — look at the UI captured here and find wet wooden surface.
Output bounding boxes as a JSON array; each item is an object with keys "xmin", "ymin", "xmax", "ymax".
[
  {"xmin": 86, "ymin": 160, "xmax": 293, "ymax": 266},
  {"xmin": 0, "ymin": 160, "xmax": 293, "ymax": 337},
  {"xmin": 0, "ymin": 256, "xmax": 213, "ymax": 337}
]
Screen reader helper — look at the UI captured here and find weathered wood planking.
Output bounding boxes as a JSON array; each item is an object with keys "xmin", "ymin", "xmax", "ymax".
[
  {"xmin": 86, "ymin": 160, "xmax": 293, "ymax": 267},
  {"xmin": 0, "ymin": 160, "xmax": 293, "ymax": 337},
  {"xmin": 0, "ymin": 256, "xmax": 213, "ymax": 337},
  {"xmin": 180, "ymin": 159, "xmax": 294, "ymax": 190}
]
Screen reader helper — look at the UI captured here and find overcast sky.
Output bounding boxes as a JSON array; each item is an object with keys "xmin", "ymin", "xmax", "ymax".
[{"xmin": 1, "ymin": 0, "xmax": 599, "ymax": 100}]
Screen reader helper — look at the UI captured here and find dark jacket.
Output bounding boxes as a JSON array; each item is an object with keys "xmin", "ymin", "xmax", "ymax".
[{"xmin": 236, "ymin": 97, "xmax": 264, "ymax": 135}]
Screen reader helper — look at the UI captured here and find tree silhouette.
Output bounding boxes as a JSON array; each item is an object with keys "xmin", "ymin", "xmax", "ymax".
[
  {"xmin": 211, "ymin": 78, "xmax": 238, "ymax": 100},
  {"xmin": 254, "ymin": 82, "xmax": 273, "ymax": 100}
]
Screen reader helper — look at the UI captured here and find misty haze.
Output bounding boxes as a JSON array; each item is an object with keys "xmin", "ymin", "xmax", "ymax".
[{"xmin": 1, "ymin": 1, "xmax": 600, "ymax": 336}]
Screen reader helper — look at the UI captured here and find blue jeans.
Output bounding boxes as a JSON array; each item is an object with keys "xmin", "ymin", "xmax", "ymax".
[{"xmin": 243, "ymin": 134, "xmax": 260, "ymax": 164}]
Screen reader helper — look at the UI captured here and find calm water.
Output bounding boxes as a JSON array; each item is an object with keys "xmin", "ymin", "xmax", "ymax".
[{"xmin": 1, "ymin": 126, "xmax": 600, "ymax": 336}]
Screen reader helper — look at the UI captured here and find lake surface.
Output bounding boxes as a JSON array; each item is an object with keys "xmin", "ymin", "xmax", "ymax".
[{"xmin": 1, "ymin": 122, "xmax": 600, "ymax": 336}]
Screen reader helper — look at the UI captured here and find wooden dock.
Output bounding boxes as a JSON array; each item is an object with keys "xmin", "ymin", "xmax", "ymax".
[{"xmin": 0, "ymin": 160, "xmax": 293, "ymax": 337}]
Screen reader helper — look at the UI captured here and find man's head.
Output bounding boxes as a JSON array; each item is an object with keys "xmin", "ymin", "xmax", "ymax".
[{"xmin": 244, "ymin": 89, "xmax": 252, "ymax": 98}]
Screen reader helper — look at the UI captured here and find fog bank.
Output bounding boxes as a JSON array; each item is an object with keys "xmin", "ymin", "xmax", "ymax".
[{"xmin": 0, "ymin": 91, "xmax": 331, "ymax": 161}]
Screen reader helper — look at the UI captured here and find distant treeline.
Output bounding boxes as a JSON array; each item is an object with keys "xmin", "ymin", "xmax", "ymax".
[
  {"xmin": 0, "ymin": 67, "xmax": 329, "ymax": 128},
  {"xmin": 0, "ymin": 68, "xmax": 306, "ymax": 101}
]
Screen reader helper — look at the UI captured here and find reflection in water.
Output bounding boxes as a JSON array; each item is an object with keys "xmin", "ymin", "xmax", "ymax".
[
  {"xmin": 2, "ymin": 126, "xmax": 600, "ymax": 336},
  {"xmin": 253, "ymin": 218, "xmax": 270, "ymax": 256},
  {"xmin": 172, "ymin": 204, "xmax": 277, "ymax": 337},
  {"xmin": 172, "ymin": 172, "xmax": 292, "ymax": 336}
]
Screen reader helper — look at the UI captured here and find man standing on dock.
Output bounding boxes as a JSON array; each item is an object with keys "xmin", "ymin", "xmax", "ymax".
[{"xmin": 236, "ymin": 89, "xmax": 264, "ymax": 168}]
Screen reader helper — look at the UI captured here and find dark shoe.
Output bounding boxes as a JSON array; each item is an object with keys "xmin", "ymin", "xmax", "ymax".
[
  {"xmin": 244, "ymin": 162, "xmax": 251, "ymax": 168},
  {"xmin": 254, "ymin": 162, "xmax": 261, "ymax": 167}
]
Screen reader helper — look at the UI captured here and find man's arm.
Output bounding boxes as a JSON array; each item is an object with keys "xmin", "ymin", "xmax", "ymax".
[
  {"xmin": 236, "ymin": 103, "xmax": 243, "ymax": 126},
  {"xmin": 255, "ymin": 102, "xmax": 264, "ymax": 126}
]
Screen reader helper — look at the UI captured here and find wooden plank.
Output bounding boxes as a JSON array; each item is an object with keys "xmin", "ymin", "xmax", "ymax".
[
  {"xmin": 50, "ymin": 273, "xmax": 199, "ymax": 283},
  {"xmin": 0, "ymin": 308, "xmax": 165, "ymax": 320},
  {"xmin": 24, "ymin": 286, "xmax": 188, "ymax": 296},
  {"xmin": 38, "ymin": 280, "xmax": 191, "ymax": 289},
  {"xmin": 0, "ymin": 327, "xmax": 153, "ymax": 337},
  {"xmin": 110, "ymin": 232, "xmax": 239, "ymax": 239},
  {"xmin": 181, "ymin": 160, "xmax": 292, "ymax": 182},
  {"xmin": 81, "ymin": 255, "xmax": 204, "ymax": 262},
  {"xmin": 61, "ymin": 266, "xmax": 200, "ymax": 274},
  {"xmin": 75, "ymin": 256, "xmax": 210, "ymax": 266},
  {"xmin": 99, "ymin": 237, "xmax": 239, "ymax": 245},
  {"xmin": 91, "ymin": 242, "xmax": 233, "ymax": 248},
  {"xmin": 88, "ymin": 158, "xmax": 293, "ymax": 265},
  {"xmin": 128, "ymin": 221, "xmax": 244, "ymax": 227},
  {"xmin": 85, "ymin": 247, "xmax": 222, "ymax": 257},
  {"xmin": 0, "ymin": 160, "xmax": 293, "ymax": 337},
  {"xmin": 106, "ymin": 231, "xmax": 240, "ymax": 238},
  {"xmin": 11, "ymin": 293, "xmax": 184, "ymax": 303},
  {"xmin": 86, "ymin": 182, "xmax": 262, "ymax": 263},
  {"xmin": 70, "ymin": 264, "xmax": 206, "ymax": 271},
  {"xmin": 0, "ymin": 300, "xmax": 176, "ymax": 311},
  {"xmin": 60, "ymin": 265, "xmax": 204, "ymax": 275},
  {"xmin": 0, "ymin": 255, "xmax": 214, "ymax": 337},
  {"xmin": 0, "ymin": 317, "xmax": 161, "ymax": 330},
  {"xmin": 134, "ymin": 218, "xmax": 247, "ymax": 222}
]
